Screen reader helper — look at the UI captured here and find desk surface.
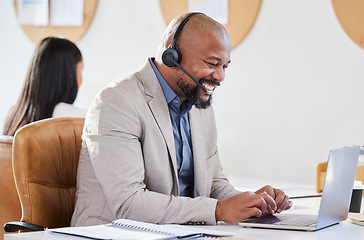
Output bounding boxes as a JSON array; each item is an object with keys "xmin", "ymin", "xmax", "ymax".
[{"xmin": 4, "ymin": 198, "xmax": 364, "ymax": 240}]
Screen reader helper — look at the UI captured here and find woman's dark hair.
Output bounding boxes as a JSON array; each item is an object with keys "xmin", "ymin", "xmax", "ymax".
[{"xmin": 3, "ymin": 37, "xmax": 82, "ymax": 136}]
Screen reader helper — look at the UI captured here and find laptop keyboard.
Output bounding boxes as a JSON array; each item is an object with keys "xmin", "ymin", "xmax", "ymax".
[{"xmin": 275, "ymin": 215, "xmax": 317, "ymax": 227}]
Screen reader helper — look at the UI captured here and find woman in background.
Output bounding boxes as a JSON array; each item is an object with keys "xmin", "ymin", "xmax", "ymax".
[{"xmin": 3, "ymin": 37, "xmax": 87, "ymax": 136}]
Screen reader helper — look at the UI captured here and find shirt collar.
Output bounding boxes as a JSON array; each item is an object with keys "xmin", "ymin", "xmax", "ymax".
[{"xmin": 149, "ymin": 58, "xmax": 176, "ymax": 104}]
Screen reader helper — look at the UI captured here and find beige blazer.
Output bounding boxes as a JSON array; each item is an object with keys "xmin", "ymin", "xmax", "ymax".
[{"xmin": 71, "ymin": 60, "xmax": 240, "ymax": 227}]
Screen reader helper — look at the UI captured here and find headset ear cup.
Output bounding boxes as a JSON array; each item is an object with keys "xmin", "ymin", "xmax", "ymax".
[{"xmin": 162, "ymin": 48, "xmax": 181, "ymax": 67}]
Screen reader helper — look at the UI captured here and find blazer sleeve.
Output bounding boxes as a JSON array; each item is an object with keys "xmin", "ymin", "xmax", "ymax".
[{"xmin": 210, "ymin": 151, "xmax": 242, "ymax": 200}]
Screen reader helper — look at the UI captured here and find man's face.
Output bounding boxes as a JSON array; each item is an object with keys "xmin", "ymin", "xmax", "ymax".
[
  {"xmin": 176, "ymin": 77, "xmax": 219, "ymax": 109},
  {"xmin": 176, "ymin": 30, "xmax": 231, "ymax": 109}
]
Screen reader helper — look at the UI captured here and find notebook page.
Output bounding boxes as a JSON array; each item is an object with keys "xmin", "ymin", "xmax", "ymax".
[
  {"xmin": 112, "ymin": 219, "xmax": 236, "ymax": 237},
  {"xmin": 48, "ymin": 224, "xmax": 173, "ymax": 240}
]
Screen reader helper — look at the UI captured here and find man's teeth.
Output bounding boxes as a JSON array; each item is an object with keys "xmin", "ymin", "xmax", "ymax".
[{"xmin": 202, "ymin": 83, "xmax": 215, "ymax": 91}]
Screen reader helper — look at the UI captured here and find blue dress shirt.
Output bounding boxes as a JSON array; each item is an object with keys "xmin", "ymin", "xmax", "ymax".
[{"xmin": 149, "ymin": 58, "xmax": 195, "ymax": 197}]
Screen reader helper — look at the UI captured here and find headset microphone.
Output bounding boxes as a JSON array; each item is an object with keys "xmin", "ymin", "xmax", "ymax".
[
  {"xmin": 162, "ymin": 12, "xmax": 207, "ymax": 93},
  {"xmin": 165, "ymin": 54, "xmax": 207, "ymax": 92}
]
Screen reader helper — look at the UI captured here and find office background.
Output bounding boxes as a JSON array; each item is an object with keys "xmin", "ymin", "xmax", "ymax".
[{"xmin": 1, "ymin": 0, "xmax": 363, "ymax": 186}]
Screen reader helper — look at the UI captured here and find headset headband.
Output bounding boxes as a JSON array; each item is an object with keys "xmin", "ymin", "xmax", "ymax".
[{"xmin": 171, "ymin": 12, "xmax": 204, "ymax": 49}]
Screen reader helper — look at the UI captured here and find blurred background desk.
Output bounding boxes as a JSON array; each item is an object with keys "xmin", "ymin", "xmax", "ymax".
[{"xmin": 228, "ymin": 176, "xmax": 321, "ymax": 198}]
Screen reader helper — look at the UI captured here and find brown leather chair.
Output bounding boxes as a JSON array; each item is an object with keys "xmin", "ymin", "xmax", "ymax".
[
  {"xmin": 0, "ymin": 135, "xmax": 21, "ymax": 240},
  {"xmin": 4, "ymin": 117, "xmax": 84, "ymax": 233},
  {"xmin": 316, "ymin": 162, "xmax": 364, "ymax": 193}
]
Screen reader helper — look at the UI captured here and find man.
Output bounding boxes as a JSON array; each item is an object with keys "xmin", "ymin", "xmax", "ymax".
[{"xmin": 71, "ymin": 12, "xmax": 292, "ymax": 227}]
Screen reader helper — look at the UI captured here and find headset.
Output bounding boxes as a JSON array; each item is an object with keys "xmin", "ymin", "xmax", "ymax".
[{"xmin": 162, "ymin": 12, "xmax": 207, "ymax": 92}]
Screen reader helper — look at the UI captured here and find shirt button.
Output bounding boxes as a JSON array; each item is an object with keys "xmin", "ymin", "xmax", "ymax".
[{"xmin": 174, "ymin": 99, "xmax": 179, "ymax": 104}]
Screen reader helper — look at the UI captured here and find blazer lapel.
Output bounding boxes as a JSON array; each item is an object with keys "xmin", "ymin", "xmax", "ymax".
[
  {"xmin": 137, "ymin": 60, "xmax": 179, "ymax": 191},
  {"xmin": 189, "ymin": 108, "xmax": 208, "ymax": 197}
]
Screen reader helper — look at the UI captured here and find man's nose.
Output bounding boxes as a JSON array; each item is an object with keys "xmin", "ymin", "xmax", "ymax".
[{"xmin": 212, "ymin": 66, "xmax": 225, "ymax": 82}]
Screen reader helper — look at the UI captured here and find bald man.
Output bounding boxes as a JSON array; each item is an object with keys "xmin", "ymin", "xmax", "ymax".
[{"xmin": 71, "ymin": 12, "xmax": 292, "ymax": 227}]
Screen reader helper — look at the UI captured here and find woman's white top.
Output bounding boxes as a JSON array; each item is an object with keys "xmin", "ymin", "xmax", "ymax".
[{"xmin": 52, "ymin": 102, "xmax": 88, "ymax": 118}]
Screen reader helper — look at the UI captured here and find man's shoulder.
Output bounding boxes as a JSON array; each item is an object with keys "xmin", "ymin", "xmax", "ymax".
[
  {"xmin": 99, "ymin": 60, "xmax": 155, "ymax": 96},
  {"xmin": 95, "ymin": 78, "xmax": 143, "ymax": 107}
]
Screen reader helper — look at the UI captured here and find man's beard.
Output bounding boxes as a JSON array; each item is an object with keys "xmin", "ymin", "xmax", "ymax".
[{"xmin": 177, "ymin": 78, "xmax": 213, "ymax": 109}]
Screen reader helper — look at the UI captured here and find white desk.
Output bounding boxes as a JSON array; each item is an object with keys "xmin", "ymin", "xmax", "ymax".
[{"xmin": 4, "ymin": 197, "xmax": 364, "ymax": 240}]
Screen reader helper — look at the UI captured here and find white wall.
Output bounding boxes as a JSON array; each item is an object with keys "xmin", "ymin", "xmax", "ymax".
[{"xmin": 1, "ymin": 0, "xmax": 364, "ymax": 187}]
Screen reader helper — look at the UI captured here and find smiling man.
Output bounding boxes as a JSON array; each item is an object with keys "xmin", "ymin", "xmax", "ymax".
[{"xmin": 71, "ymin": 12, "xmax": 292, "ymax": 227}]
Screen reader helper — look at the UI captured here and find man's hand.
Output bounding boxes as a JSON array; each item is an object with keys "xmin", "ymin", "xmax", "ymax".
[
  {"xmin": 215, "ymin": 186, "xmax": 292, "ymax": 223},
  {"xmin": 215, "ymin": 191, "xmax": 277, "ymax": 223},
  {"xmin": 255, "ymin": 185, "xmax": 292, "ymax": 214}
]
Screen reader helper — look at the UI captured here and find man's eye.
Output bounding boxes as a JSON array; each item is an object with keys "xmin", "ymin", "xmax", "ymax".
[{"xmin": 207, "ymin": 62, "xmax": 217, "ymax": 67}]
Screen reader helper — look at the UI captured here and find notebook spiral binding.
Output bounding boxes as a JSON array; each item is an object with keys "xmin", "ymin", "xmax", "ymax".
[
  {"xmin": 198, "ymin": 236, "xmax": 222, "ymax": 239},
  {"xmin": 111, "ymin": 221, "xmax": 173, "ymax": 236}
]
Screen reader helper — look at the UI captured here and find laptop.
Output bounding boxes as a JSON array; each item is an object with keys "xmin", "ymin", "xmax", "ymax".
[{"xmin": 239, "ymin": 145, "xmax": 360, "ymax": 231}]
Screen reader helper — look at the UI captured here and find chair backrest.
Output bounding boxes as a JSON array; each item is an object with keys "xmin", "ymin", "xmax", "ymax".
[
  {"xmin": 0, "ymin": 135, "xmax": 21, "ymax": 240},
  {"xmin": 317, "ymin": 161, "xmax": 364, "ymax": 193},
  {"xmin": 12, "ymin": 117, "xmax": 84, "ymax": 229}
]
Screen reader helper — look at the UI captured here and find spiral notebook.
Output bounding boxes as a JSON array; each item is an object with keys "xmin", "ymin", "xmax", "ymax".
[{"xmin": 48, "ymin": 219, "xmax": 237, "ymax": 239}]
